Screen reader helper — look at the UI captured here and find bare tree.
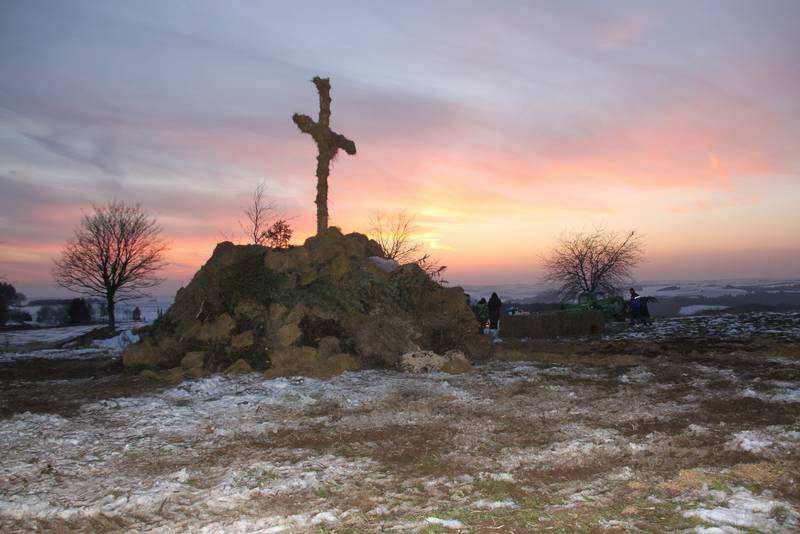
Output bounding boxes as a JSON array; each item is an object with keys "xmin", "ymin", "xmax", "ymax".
[
  {"xmin": 264, "ymin": 219, "xmax": 293, "ymax": 249},
  {"xmin": 369, "ymin": 212, "xmax": 447, "ymax": 284},
  {"xmin": 542, "ymin": 229, "xmax": 644, "ymax": 300},
  {"xmin": 241, "ymin": 182, "xmax": 276, "ymax": 245},
  {"xmin": 53, "ymin": 201, "xmax": 168, "ymax": 328},
  {"xmin": 369, "ymin": 212, "xmax": 421, "ymax": 264}
]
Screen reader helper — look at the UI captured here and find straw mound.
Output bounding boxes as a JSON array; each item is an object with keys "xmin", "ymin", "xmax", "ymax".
[
  {"xmin": 500, "ymin": 309, "xmax": 605, "ymax": 339},
  {"xmin": 124, "ymin": 228, "xmax": 489, "ymax": 378}
]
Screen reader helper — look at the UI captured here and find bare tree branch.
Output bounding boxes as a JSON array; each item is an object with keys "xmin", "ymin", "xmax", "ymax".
[
  {"xmin": 240, "ymin": 182, "xmax": 276, "ymax": 245},
  {"xmin": 416, "ymin": 254, "xmax": 448, "ymax": 285},
  {"xmin": 542, "ymin": 229, "xmax": 644, "ymax": 300},
  {"xmin": 368, "ymin": 212, "xmax": 447, "ymax": 285},
  {"xmin": 52, "ymin": 201, "xmax": 168, "ymax": 328},
  {"xmin": 369, "ymin": 212, "xmax": 422, "ymax": 264}
]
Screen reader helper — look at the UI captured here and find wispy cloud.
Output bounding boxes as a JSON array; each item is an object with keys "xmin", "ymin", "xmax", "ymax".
[{"xmin": 1, "ymin": 0, "xmax": 799, "ymax": 293}]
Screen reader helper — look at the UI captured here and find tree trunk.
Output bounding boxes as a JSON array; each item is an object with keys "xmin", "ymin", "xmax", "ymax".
[{"xmin": 106, "ymin": 293, "xmax": 116, "ymax": 329}]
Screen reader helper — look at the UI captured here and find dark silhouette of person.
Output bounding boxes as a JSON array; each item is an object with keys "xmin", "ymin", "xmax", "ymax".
[
  {"xmin": 629, "ymin": 288, "xmax": 640, "ymax": 325},
  {"xmin": 488, "ymin": 292, "xmax": 502, "ymax": 330},
  {"xmin": 639, "ymin": 296, "xmax": 652, "ymax": 325}
]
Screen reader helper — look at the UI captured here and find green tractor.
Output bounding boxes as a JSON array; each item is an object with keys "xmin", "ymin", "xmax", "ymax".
[{"xmin": 575, "ymin": 291, "xmax": 627, "ymax": 321}]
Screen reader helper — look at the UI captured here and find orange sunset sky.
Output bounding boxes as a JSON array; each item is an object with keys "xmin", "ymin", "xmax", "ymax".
[{"xmin": 1, "ymin": 1, "xmax": 799, "ymax": 297}]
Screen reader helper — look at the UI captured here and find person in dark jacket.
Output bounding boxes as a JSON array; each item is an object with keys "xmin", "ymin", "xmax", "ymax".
[
  {"xmin": 473, "ymin": 298, "xmax": 489, "ymax": 333},
  {"xmin": 629, "ymin": 288, "xmax": 640, "ymax": 325},
  {"xmin": 488, "ymin": 292, "xmax": 502, "ymax": 330},
  {"xmin": 639, "ymin": 296, "xmax": 652, "ymax": 325}
]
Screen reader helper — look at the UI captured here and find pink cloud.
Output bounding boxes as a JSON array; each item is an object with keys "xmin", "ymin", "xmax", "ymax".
[{"xmin": 599, "ymin": 16, "xmax": 652, "ymax": 49}]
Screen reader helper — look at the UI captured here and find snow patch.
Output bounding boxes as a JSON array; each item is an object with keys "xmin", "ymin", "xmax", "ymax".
[
  {"xmin": 678, "ymin": 305, "xmax": 729, "ymax": 316},
  {"xmin": 604, "ymin": 312, "xmax": 800, "ymax": 342},
  {"xmin": 1, "ymin": 325, "xmax": 99, "ymax": 345},
  {"xmin": 0, "ymin": 347, "xmax": 110, "ymax": 363},
  {"xmin": 726, "ymin": 427, "xmax": 800, "ymax": 457},
  {"xmin": 473, "ymin": 499, "xmax": 517, "ymax": 509},
  {"xmin": 425, "ymin": 517, "xmax": 465, "ymax": 529},
  {"xmin": 728, "ymin": 431, "xmax": 773, "ymax": 453},
  {"xmin": 619, "ymin": 367, "xmax": 654, "ymax": 384},
  {"xmin": 741, "ymin": 386, "xmax": 800, "ymax": 403},
  {"xmin": 684, "ymin": 487, "xmax": 799, "ymax": 532},
  {"xmin": 91, "ymin": 329, "xmax": 140, "ymax": 350}
]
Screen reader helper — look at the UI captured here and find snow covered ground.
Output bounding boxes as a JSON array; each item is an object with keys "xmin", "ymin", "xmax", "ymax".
[
  {"xmin": 1, "ymin": 312, "xmax": 799, "ymax": 532},
  {"xmin": 1, "ymin": 325, "xmax": 100, "ymax": 346},
  {"xmin": 0, "ymin": 323, "xmax": 142, "ymax": 363},
  {"xmin": 604, "ymin": 311, "xmax": 800, "ymax": 342},
  {"xmin": 677, "ymin": 304, "xmax": 730, "ymax": 316}
]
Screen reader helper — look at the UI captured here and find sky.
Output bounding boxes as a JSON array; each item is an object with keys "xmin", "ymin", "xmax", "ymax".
[{"xmin": 1, "ymin": 0, "xmax": 799, "ymax": 297}]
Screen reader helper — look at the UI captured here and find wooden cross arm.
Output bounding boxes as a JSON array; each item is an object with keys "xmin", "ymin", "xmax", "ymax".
[
  {"xmin": 332, "ymin": 132, "xmax": 356, "ymax": 155},
  {"xmin": 312, "ymin": 76, "xmax": 331, "ymax": 93},
  {"xmin": 292, "ymin": 113, "xmax": 316, "ymax": 134}
]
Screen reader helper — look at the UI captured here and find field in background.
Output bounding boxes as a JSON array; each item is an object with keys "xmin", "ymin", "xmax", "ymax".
[{"xmin": 466, "ymin": 279, "xmax": 800, "ymax": 318}]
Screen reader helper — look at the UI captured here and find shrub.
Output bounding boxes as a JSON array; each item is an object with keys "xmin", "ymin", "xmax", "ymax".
[
  {"xmin": 37, "ymin": 305, "xmax": 67, "ymax": 325},
  {"xmin": 66, "ymin": 298, "xmax": 93, "ymax": 325},
  {"xmin": 8, "ymin": 309, "xmax": 33, "ymax": 322}
]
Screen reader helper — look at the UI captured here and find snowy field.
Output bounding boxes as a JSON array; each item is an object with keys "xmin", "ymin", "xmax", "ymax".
[
  {"xmin": 1, "ymin": 325, "xmax": 100, "ymax": 346},
  {"xmin": 1, "ymin": 313, "xmax": 800, "ymax": 532},
  {"xmin": 0, "ymin": 323, "xmax": 143, "ymax": 363},
  {"xmin": 604, "ymin": 311, "xmax": 800, "ymax": 342},
  {"xmin": 677, "ymin": 305, "xmax": 730, "ymax": 316}
]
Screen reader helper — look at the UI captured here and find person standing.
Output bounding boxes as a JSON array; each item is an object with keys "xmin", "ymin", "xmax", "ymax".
[
  {"xmin": 488, "ymin": 292, "xmax": 502, "ymax": 330},
  {"xmin": 473, "ymin": 298, "xmax": 489, "ymax": 334},
  {"xmin": 629, "ymin": 288, "xmax": 640, "ymax": 325}
]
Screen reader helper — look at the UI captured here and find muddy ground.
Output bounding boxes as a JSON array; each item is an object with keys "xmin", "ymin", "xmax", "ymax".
[{"xmin": 1, "ymin": 313, "xmax": 800, "ymax": 532}]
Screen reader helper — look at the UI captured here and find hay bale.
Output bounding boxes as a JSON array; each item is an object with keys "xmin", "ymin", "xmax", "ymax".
[
  {"xmin": 298, "ymin": 267, "xmax": 318, "ymax": 286},
  {"xmin": 441, "ymin": 350, "xmax": 473, "ymax": 373},
  {"xmin": 195, "ymin": 313, "xmax": 235, "ymax": 341},
  {"xmin": 264, "ymin": 247, "xmax": 310, "ymax": 273},
  {"xmin": 326, "ymin": 352, "xmax": 360, "ymax": 374},
  {"xmin": 225, "ymin": 358, "xmax": 254, "ymax": 374},
  {"xmin": 265, "ymin": 346, "xmax": 359, "ymax": 378},
  {"xmin": 399, "ymin": 350, "xmax": 448, "ymax": 373},
  {"xmin": 266, "ymin": 346, "xmax": 319, "ymax": 377},
  {"xmin": 124, "ymin": 229, "xmax": 486, "ymax": 374},
  {"xmin": 269, "ymin": 302, "xmax": 288, "ymax": 324},
  {"xmin": 317, "ymin": 336, "xmax": 341, "ymax": 358},
  {"xmin": 234, "ymin": 301, "xmax": 267, "ymax": 321},
  {"xmin": 122, "ymin": 340, "xmax": 162, "ymax": 367},
  {"xmin": 328, "ymin": 254, "xmax": 351, "ymax": 283},
  {"xmin": 231, "ymin": 330, "xmax": 255, "ymax": 349},
  {"xmin": 181, "ymin": 351, "xmax": 205, "ymax": 369},
  {"xmin": 353, "ymin": 312, "xmax": 419, "ymax": 367},
  {"xmin": 399, "ymin": 349, "xmax": 472, "ymax": 374},
  {"xmin": 500, "ymin": 310, "xmax": 604, "ymax": 339},
  {"xmin": 139, "ymin": 369, "xmax": 162, "ymax": 380},
  {"xmin": 559, "ymin": 309, "xmax": 605, "ymax": 337},
  {"xmin": 275, "ymin": 323, "xmax": 302, "ymax": 347}
]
